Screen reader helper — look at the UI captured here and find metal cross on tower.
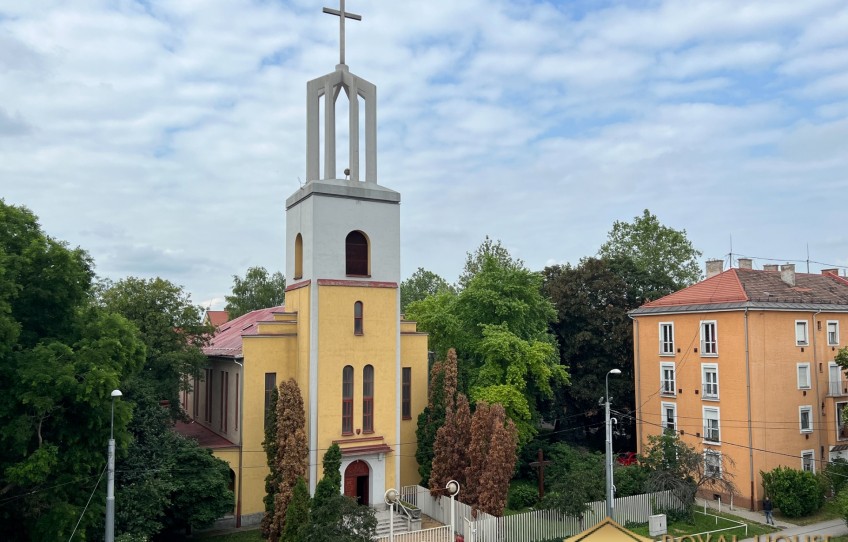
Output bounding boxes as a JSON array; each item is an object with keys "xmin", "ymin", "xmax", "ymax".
[{"xmin": 323, "ymin": 0, "xmax": 362, "ymax": 65}]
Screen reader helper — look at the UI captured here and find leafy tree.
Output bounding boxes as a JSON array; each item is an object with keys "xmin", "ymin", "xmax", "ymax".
[
  {"xmin": 0, "ymin": 201, "xmax": 146, "ymax": 541},
  {"xmin": 542, "ymin": 256, "xmax": 675, "ymax": 450},
  {"xmin": 598, "ymin": 209, "xmax": 703, "ymax": 289},
  {"xmin": 415, "ymin": 350, "xmax": 459, "ymax": 485},
  {"xmin": 541, "ymin": 443, "xmax": 604, "ymax": 525},
  {"xmin": 463, "ymin": 402, "xmax": 518, "ymax": 516},
  {"xmin": 98, "ymin": 276, "xmax": 211, "ymax": 417},
  {"xmin": 400, "ymin": 267, "xmax": 454, "ymax": 314},
  {"xmin": 641, "ymin": 433, "xmax": 737, "ymax": 518},
  {"xmin": 835, "ymin": 347, "xmax": 848, "ymax": 375},
  {"xmin": 761, "ymin": 466, "xmax": 825, "ymax": 518},
  {"xmin": 313, "ymin": 444, "xmax": 342, "ymax": 509},
  {"xmin": 458, "ymin": 236, "xmax": 524, "ymax": 290},
  {"xmin": 429, "ymin": 393, "xmax": 471, "ymax": 496},
  {"xmin": 614, "ymin": 464, "xmax": 650, "ymax": 498},
  {"xmin": 225, "ymin": 266, "xmax": 286, "ymax": 318},
  {"xmin": 282, "ymin": 477, "xmax": 310, "ymax": 542},
  {"xmin": 269, "ymin": 379, "xmax": 308, "ymax": 542}
]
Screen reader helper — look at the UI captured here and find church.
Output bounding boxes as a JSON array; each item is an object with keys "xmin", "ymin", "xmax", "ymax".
[{"xmin": 179, "ymin": 2, "xmax": 430, "ymax": 527}]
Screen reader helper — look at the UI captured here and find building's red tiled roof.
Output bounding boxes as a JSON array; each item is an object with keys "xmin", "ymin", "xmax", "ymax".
[
  {"xmin": 641, "ymin": 268, "xmax": 848, "ymax": 309},
  {"xmin": 173, "ymin": 420, "xmax": 236, "ymax": 448},
  {"xmin": 202, "ymin": 305, "xmax": 286, "ymax": 358},
  {"xmin": 205, "ymin": 310, "xmax": 230, "ymax": 327}
]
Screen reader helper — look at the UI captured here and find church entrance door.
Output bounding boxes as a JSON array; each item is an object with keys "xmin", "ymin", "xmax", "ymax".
[{"xmin": 343, "ymin": 460, "xmax": 370, "ymax": 505}]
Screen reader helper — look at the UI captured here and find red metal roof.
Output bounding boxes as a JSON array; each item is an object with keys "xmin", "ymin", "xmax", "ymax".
[
  {"xmin": 205, "ymin": 310, "xmax": 230, "ymax": 327},
  {"xmin": 173, "ymin": 420, "xmax": 236, "ymax": 448},
  {"xmin": 203, "ymin": 305, "xmax": 286, "ymax": 358}
]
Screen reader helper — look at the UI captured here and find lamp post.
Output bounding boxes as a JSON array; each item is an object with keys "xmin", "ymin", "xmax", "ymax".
[
  {"xmin": 385, "ymin": 488, "xmax": 399, "ymax": 542},
  {"xmin": 105, "ymin": 389, "xmax": 122, "ymax": 542},
  {"xmin": 605, "ymin": 369, "xmax": 621, "ymax": 519},
  {"xmin": 446, "ymin": 480, "xmax": 460, "ymax": 538}
]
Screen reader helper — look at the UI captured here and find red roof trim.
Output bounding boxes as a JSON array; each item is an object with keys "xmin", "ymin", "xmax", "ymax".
[
  {"xmin": 286, "ymin": 279, "xmax": 311, "ymax": 292},
  {"xmin": 318, "ymin": 279, "xmax": 398, "ymax": 288},
  {"xmin": 338, "ymin": 444, "xmax": 393, "ymax": 455}
]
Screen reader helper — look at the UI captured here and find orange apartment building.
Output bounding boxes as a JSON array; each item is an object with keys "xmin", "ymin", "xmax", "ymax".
[{"xmin": 631, "ymin": 259, "xmax": 848, "ymax": 510}]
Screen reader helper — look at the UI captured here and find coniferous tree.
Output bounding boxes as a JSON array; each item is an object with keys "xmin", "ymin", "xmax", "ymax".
[
  {"xmin": 261, "ymin": 387, "xmax": 280, "ymax": 539},
  {"xmin": 269, "ymin": 379, "xmax": 308, "ymax": 542},
  {"xmin": 312, "ymin": 443, "xmax": 342, "ymax": 509},
  {"xmin": 463, "ymin": 402, "xmax": 518, "ymax": 516},
  {"xmin": 281, "ymin": 477, "xmax": 310, "ymax": 542},
  {"xmin": 429, "ymin": 392, "xmax": 471, "ymax": 496}
]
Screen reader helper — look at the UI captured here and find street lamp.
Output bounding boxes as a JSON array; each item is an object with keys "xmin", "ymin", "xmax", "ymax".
[
  {"xmin": 385, "ymin": 488, "xmax": 399, "ymax": 541},
  {"xmin": 106, "ymin": 389, "xmax": 122, "ymax": 542},
  {"xmin": 605, "ymin": 369, "xmax": 621, "ymax": 519},
  {"xmin": 446, "ymin": 480, "xmax": 460, "ymax": 538}
]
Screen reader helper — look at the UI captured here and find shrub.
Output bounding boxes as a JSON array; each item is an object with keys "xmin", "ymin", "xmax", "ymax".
[
  {"xmin": 826, "ymin": 458, "xmax": 848, "ymax": 496},
  {"xmin": 508, "ymin": 481, "xmax": 539, "ymax": 510},
  {"xmin": 761, "ymin": 466, "xmax": 825, "ymax": 518},
  {"xmin": 615, "ymin": 464, "xmax": 650, "ymax": 498}
]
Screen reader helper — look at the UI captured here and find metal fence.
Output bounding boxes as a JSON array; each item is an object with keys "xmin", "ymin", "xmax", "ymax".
[{"xmin": 375, "ymin": 525, "xmax": 453, "ymax": 542}]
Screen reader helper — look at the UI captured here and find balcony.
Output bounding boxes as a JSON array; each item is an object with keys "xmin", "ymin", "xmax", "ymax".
[{"xmin": 828, "ymin": 381, "xmax": 848, "ymax": 397}]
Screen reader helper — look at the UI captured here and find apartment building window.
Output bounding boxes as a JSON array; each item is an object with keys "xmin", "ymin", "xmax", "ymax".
[
  {"xmin": 264, "ymin": 373, "xmax": 276, "ymax": 431},
  {"xmin": 661, "ymin": 363, "xmax": 676, "ymax": 396},
  {"xmin": 220, "ymin": 371, "xmax": 228, "ymax": 433},
  {"xmin": 704, "ymin": 450, "xmax": 722, "ymax": 479},
  {"xmin": 342, "ymin": 365, "xmax": 354, "ymax": 435},
  {"xmin": 801, "ymin": 450, "xmax": 815, "ymax": 473},
  {"xmin": 838, "ymin": 402, "xmax": 848, "ymax": 441},
  {"xmin": 830, "ymin": 363, "xmax": 843, "ymax": 396},
  {"xmin": 193, "ymin": 375, "xmax": 199, "ymax": 419},
  {"xmin": 661, "ymin": 402, "xmax": 677, "ymax": 432},
  {"xmin": 797, "ymin": 363, "xmax": 811, "ymax": 389},
  {"xmin": 703, "ymin": 407, "xmax": 720, "ymax": 443},
  {"xmin": 701, "ymin": 321, "xmax": 717, "ymax": 355},
  {"xmin": 235, "ymin": 373, "xmax": 239, "ymax": 431},
  {"xmin": 796, "ymin": 320, "xmax": 809, "ymax": 346},
  {"xmin": 402, "ymin": 367, "xmax": 412, "ymax": 420},
  {"xmin": 800, "ymin": 406, "xmax": 813, "ymax": 433},
  {"xmin": 702, "ymin": 364, "xmax": 719, "ymax": 400},
  {"xmin": 362, "ymin": 365, "xmax": 374, "ymax": 433},
  {"xmin": 659, "ymin": 322, "xmax": 674, "ymax": 355},
  {"xmin": 828, "ymin": 321, "xmax": 840, "ymax": 346}
]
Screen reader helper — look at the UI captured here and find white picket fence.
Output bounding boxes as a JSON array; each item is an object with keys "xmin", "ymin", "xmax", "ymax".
[
  {"xmin": 375, "ymin": 525, "xmax": 453, "ymax": 542},
  {"xmin": 400, "ymin": 486, "xmax": 683, "ymax": 542}
]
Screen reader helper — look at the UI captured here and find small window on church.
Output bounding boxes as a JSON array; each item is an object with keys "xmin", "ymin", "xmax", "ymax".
[
  {"xmin": 345, "ymin": 230, "xmax": 369, "ymax": 276},
  {"xmin": 294, "ymin": 233, "xmax": 303, "ymax": 280},
  {"xmin": 342, "ymin": 365, "xmax": 354, "ymax": 435},
  {"xmin": 363, "ymin": 365, "xmax": 374, "ymax": 433},
  {"xmin": 354, "ymin": 301, "xmax": 363, "ymax": 335}
]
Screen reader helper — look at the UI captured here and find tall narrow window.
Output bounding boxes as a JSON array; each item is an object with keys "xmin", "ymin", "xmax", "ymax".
[
  {"xmin": 661, "ymin": 402, "xmax": 677, "ymax": 432},
  {"xmin": 235, "ymin": 373, "xmax": 239, "ymax": 431},
  {"xmin": 342, "ymin": 365, "xmax": 354, "ymax": 435},
  {"xmin": 702, "ymin": 364, "xmax": 719, "ymax": 400},
  {"xmin": 800, "ymin": 406, "xmax": 813, "ymax": 433},
  {"xmin": 345, "ymin": 230, "xmax": 369, "ymax": 276},
  {"xmin": 221, "ymin": 371, "xmax": 228, "ymax": 433},
  {"xmin": 294, "ymin": 233, "xmax": 303, "ymax": 280},
  {"xmin": 363, "ymin": 365, "xmax": 374, "ymax": 433},
  {"xmin": 205, "ymin": 369, "xmax": 213, "ymax": 423},
  {"xmin": 701, "ymin": 321, "xmax": 717, "ymax": 355},
  {"xmin": 796, "ymin": 320, "xmax": 809, "ymax": 346},
  {"xmin": 659, "ymin": 322, "xmax": 674, "ymax": 355},
  {"xmin": 264, "ymin": 373, "xmax": 276, "ymax": 431},
  {"xmin": 705, "ymin": 450, "xmax": 722, "ymax": 478},
  {"xmin": 402, "ymin": 367, "xmax": 412, "ymax": 420},
  {"xmin": 828, "ymin": 321, "xmax": 840, "ymax": 346},
  {"xmin": 661, "ymin": 363, "xmax": 676, "ymax": 396},
  {"xmin": 802, "ymin": 450, "xmax": 815, "ymax": 473},
  {"xmin": 193, "ymin": 375, "xmax": 199, "ymax": 419},
  {"xmin": 703, "ymin": 407, "xmax": 720, "ymax": 443},
  {"xmin": 798, "ymin": 363, "xmax": 811, "ymax": 389},
  {"xmin": 354, "ymin": 301, "xmax": 364, "ymax": 335}
]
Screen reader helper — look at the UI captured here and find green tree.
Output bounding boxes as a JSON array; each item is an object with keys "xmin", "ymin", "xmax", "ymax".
[
  {"xmin": 313, "ymin": 444, "xmax": 342, "ymax": 509},
  {"xmin": 415, "ymin": 350, "xmax": 459, "ymax": 486},
  {"xmin": 400, "ymin": 267, "xmax": 454, "ymax": 314},
  {"xmin": 282, "ymin": 478, "xmax": 310, "ymax": 542},
  {"xmin": 225, "ymin": 266, "xmax": 286, "ymax": 318},
  {"xmin": 541, "ymin": 443, "xmax": 605, "ymax": 526},
  {"xmin": 98, "ymin": 276, "xmax": 211, "ymax": 417},
  {"xmin": 262, "ymin": 387, "xmax": 281, "ymax": 539},
  {"xmin": 0, "ymin": 201, "xmax": 146, "ymax": 541},
  {"xmin": 598, "ymin": 209, "xmax": 703, "ymax": 288},
  {"xmin": 458, "ymin": 236, "xmax": 524, "ymax": 290},
  {"xmin": 761, "ymin": 466, "xmax": 825, "ymax": 518}
]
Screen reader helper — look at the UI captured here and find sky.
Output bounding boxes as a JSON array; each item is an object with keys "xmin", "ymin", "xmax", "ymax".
[{"xmin": 2, "ymin": 0, "xmax": 848, "ymax": 310}]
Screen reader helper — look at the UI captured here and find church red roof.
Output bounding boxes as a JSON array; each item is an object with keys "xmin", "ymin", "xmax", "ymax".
[
  {"xmin": 205, "ymin": 310, "xmax": 230, "ymax": 327},
  {"xmin": 203, "ymin": 305, "xmax": 286, "ymax": 358}
]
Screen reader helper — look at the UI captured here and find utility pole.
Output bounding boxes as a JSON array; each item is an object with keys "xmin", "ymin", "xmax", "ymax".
[
  {"xmin": 105, "ymin": 389, "xmax": 122, "ymax": 542},
  {"xmin": 605, "ymin": 369, "xmax": 621, "ymax": 519}
]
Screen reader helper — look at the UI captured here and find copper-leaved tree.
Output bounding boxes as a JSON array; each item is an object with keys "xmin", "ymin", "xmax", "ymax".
[
  {"xmin": 429, "ymin": 392, "xmax": 472, "ymax": 496},
  {"xmin": 268, "ymin": 379, "xmax": 308, "ymax": 542},
  {"xmin": 463, "ymin": 401, "xmax": 518, "ymax": 516}
]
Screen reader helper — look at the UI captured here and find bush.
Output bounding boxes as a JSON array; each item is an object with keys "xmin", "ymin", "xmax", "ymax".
[
  {"xmin": 508, "ymin": 481, "xmax": 539, "ymax": 510},
  {"xmin": 761, "ymin": 466, "xmax": 825, "ymax": 518},
  {"xmin": 615, "ymin": 464, "xmax": 650, "ymax": 498},
  {"xmin": 826, "ymin": 458, "xmax": 848, "ymax": 496}
]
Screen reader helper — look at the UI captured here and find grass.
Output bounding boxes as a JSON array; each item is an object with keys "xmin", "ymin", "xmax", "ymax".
[
  {"xmin": 775, "ymin": 499, "xmax": 842, "ymax": 526},
  {"xmin": 195, "ymin": 528, "xmax": 264, "ymax": 541},
  {"xmin": 627, "ymin": 510, "xmax": 779, "ymax": 540}
]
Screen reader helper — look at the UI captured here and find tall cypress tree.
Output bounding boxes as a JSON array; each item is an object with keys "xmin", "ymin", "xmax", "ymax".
[{"xmin": 261, "ymin": 387, "xmax": 280, "ymax": 539}]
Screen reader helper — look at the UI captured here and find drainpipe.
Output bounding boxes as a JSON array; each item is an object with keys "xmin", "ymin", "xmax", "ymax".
[
  {"xmin": 812, "ymin": 310, "xmax": 823, "ymax": 469},
  {"xmin": 235, "ymin": 358, "xmax": 245, "ymax": 528},
  {"xmin": 628, "ymin": 314, "xmax": 642, "ymax": 452},
  {"xmin": 744, "ymin": 307, "xmax": 754, "ymax": 510}
]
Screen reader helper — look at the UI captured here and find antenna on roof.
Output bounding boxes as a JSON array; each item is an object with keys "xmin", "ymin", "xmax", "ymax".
[
  {"xmin": 806, "ymin": 244, "xmax": 810, "ymax": 273},
  {"xmin": 728, "ymin": 233, "xmax": 733, "ymax": 269}
]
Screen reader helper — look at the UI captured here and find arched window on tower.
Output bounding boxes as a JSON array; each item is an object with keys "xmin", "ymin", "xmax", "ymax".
[
  {"xmin": 354, "ymin": 301, "xmax": 363, "ymax": 335},
  {"xmin": 363, "ymin": 365, "xmax": 374, "ymax": 433},
  {"xmin": 342, "ymin": 365, "xmax": 354, "ymax": 435},
  {"xmin": 345, "ymin": 230, "xmax": 369, "ymax": 276},
  {"xmin": 294, "ymin": 233, "xmax": 303, "ymax": 280}
]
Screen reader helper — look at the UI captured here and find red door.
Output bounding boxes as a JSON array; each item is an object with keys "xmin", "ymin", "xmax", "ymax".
[{"xmin": 343, "ymin": 460, "xmax": 369, "ymax": 505}]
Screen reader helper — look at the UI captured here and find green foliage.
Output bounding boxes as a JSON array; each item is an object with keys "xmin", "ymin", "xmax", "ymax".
[
  {"xmin": 225, "ymin": 266, "xmax": 286, "ymax": 318},
  {"xmin": 826, "ymin": 458, "xmax": 848, "ymax": 495},
  {"xmin": 282, "ymin": 478, "xmax": 310, "ymax": 542},
  {"xmin": 541, "ymin": 442, "xmax": 605, "ymax": 517},
  {"xmin": 761, "ymin": 466, "xmax": 825, "ymax": 518},
  {"xmin": 507, "ymin": 481, "xmax": 539, "ymax": 510},
  {"xmin": 313, "ymin": 444, "xmax": 342, "ymax": 510},
  {"xmin": 614, "ymin": 464, "xmax": 650, "ymax": 498},
  {"xmin": 400, "ymin": 267, "xmax": 454, "ymax": 314},
  {"xmin": 836, "ymin": 347, "xmax": 848, "ymax": 375},
  {"xmin": 598, "ymin": 209, "xmax": 702, "ymax": 289},
  {"xmin": 458, "ymin": 236, "xmax": 525, "ymax": 290},
  {"xmin": 262, "ymin": 387, "xmax": 280, "ymax": 539},
  {"xmin": 415, "ymin": 357, "xmax": 451, "ymax": 485}
]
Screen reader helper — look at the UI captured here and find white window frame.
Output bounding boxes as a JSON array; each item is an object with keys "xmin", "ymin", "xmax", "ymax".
[
  {"xmin": 830, "ymin": 362, "xmax": 842, "ymax": 396},
  {"xmin": 659, "ymin": 322, "xmax": 675, "ymax": 356},
  {"xmin": 797, "ymin": 363, "xmax": 811, "ymax": 390},
  {"xmin": 837, "ymin": 401, "xmax": 848, "ymax": 441},
  {"xmin": 796, "ymin": 320, "xmax": 809, "ymax": 346},
  {"xmin": 828, "ymin": 321, "xmax": 840, "ymax": 346},
  {"xmin": 799, "ymin": 405, "xmax": 813, "ymax": 433},
  {"xmin": 660, "ymin": 362, "xmax": 676, "ymax": 396},
  {"xmin": 703, "ymin": 406, "xmax": 721, "ymax": 444},
  {"xmin": 702, "ymin": 363, "xmax": 719, "ymax": 400},
  {"xmin": 701, "ymin": 320, "xmax": 718, "ymax": 356},
  {"xmin": 704, "ymin": 449, "xmax": 722, "ymax": 479},
  {"xmin": 661, "ymin": 402, "xmax": 677, "ymax": 432},
  {"xmin": 801, "ymin": 449, "xmax": 815, "ymax": 473}
]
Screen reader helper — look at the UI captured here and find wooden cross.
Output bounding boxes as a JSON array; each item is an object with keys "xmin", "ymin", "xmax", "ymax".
[
  {"xmin": 529, "ymin": 449, "xmax": 553, "ymax": 501},
  {"xmin": 323, "ymin": 0, "xmax": 362, "ymax": 65}
]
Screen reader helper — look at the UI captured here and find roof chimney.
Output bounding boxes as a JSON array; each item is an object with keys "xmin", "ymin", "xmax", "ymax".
[
  {"xmin": 763, "ymin": 264, "xmax": 779, "ymax": 272},
  {"xmin": 738, "ymin": 258, "xmax": 752, "ymax": 269},
  {"xmin": 822, "ymin": 269, "xmax": 839, "ymax": 276},
  {"xmin": 780, "ymin": 264, "xmax": 796, "ymax": 287},
  {"xmin": 706, "ymin": 259, "xmax": 724, "ymax": 279}
]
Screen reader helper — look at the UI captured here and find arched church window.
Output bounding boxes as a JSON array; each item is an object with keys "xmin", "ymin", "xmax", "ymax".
[
  {"xmin": 294, "ymin": 233, "xmax": 303, "ymax": 280},
  {"xmin": 342, "ymin": 365, "xmax": 354, "ymax": 435},
  {"xmin": 345, "ymin": 230, "xmax": 369, "ymax": 276},
  {"xmin": 354, "ymin": 301, "xmax": 363, "ymax": 335},
  {"xmin": 363, "ymin": 365, "xmax": 374, "ymax": 433}
]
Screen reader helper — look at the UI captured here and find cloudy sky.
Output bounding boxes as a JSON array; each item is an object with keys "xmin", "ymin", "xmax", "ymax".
[{"xmin": 2, "ymin": 0, "xmax": 848, "ymax": 309}]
